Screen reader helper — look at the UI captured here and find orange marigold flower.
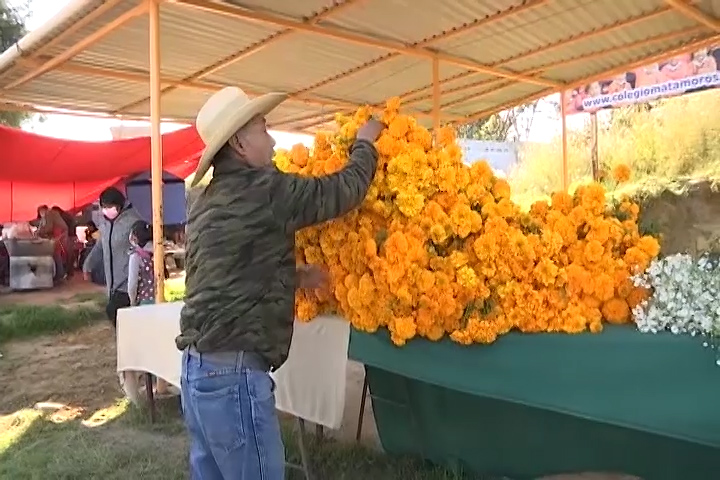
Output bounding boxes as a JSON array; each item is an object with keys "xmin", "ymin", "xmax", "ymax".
[
  {"xmin": 279, "ymin": 97, "xmax": 659, "ymax": 346},
  {"xmin": 491, "ymin": 179, "xmax": 512, "ymax": 200},
  {"xmin": 612, "ymin": 164, "xmax": 631, "ymax": 183},
  {"xmin": 636, "ymin": 235, "xmax": 661, "ymax": 259},
  {"xmin": 626, "ymin": 286, "xmax": 651, "ymax": 309},
  {"xmin": 583, "ymin": 240, "xmax": 605, "ymax": 264},
  {"xmin": 601, "ymin": 298, "xmax": 631, "ymax": 324}
]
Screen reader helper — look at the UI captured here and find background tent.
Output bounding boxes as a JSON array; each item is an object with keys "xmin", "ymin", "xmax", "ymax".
[
  {"xmin": 0, "ymin": 125, "xmax": 203, "ymax": 222},
  {"xmin": 126, "ymin": 170, "xmax": 187, "ymax": 226}
]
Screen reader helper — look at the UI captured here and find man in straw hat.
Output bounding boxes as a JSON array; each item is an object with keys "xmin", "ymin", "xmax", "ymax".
[{"xmin": 176, "ymin": 86, "xmax": 383, "ymax": 479}]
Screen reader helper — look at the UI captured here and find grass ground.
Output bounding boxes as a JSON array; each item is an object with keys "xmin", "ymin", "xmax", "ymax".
[
  {"xmin": 0, "ymin": 292, "xmax": 105, "ymax": 344},
  {"xmin": 165, "ymin": 276, "xmax": 185, "ymax": 302},
  {"xmin": 0, "ymin": 282, "xmax": 479, "ymax": 480},
  {"xmin": 0, "ymin": 399, "xmax": 472, "ymax": 480},
  {"xmin": 0, "ymin": 277, "xmax": 184, "ymax": 346}
]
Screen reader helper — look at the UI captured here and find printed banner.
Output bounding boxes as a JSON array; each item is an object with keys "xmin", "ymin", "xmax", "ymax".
[{"xmin": 564, "ymin": 45, "xmax": 720, "ymax": 115}]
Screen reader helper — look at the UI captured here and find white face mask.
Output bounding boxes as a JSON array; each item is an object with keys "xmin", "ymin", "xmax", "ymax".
[{"xmin": 102, "ymin": 207, "xmax": 119, "ymax": 220}]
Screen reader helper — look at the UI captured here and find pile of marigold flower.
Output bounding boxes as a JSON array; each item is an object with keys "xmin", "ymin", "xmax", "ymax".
[{"xmin": 273, "ymin": 98, "xmax": 660, "ymax": 347}]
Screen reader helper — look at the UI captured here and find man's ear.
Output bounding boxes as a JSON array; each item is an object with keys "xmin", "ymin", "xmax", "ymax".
[{"xmin": 228, "ymin": 133, "xmax": 244, "ymax": 156}]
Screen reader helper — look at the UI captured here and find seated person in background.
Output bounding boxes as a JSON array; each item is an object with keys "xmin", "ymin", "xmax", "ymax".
[
  {"xmin": 36, "ymin": 205, "xmax": 69, "ymax": 282},
  {"xmin": 86, "ymin": 221, "xmax": 100, "ymax": 243},
  {"xmin": 78, "ymin": 222, "xmax": 104, "ymax": 285}
]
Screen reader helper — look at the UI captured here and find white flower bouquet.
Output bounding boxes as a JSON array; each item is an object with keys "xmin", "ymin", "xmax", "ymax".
[{"xmin": 632, "ymin": 254, "xmax": 720, "ymax": 346}]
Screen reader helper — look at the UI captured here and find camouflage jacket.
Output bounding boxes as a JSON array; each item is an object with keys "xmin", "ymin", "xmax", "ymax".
[{"xmin": 176, "ymin": 139, "xmax": 378, "ymax": 369}]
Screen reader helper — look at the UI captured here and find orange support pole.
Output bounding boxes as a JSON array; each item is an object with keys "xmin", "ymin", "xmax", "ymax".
[{"xmin": 148, "ymin": 0, "xmax": 165, "ymax": 303}]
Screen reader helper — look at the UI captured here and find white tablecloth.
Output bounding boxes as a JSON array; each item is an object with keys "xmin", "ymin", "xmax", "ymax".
[{"xmin": 116, "ymin": 302, "xmax": 351, "ymax": 429}]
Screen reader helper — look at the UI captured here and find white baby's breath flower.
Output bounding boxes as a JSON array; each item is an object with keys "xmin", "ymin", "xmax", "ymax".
[{"xmin": 633, "ymin": 253, "xmax": 720, "ymax": 344}]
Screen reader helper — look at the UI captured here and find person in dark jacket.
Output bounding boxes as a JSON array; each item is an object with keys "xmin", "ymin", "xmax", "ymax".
[
  {"xmin": 176, "ymin": 86, "xmax": 383, "ymax": 479},
  {"xmin": 82, "ymin": 187, "xmax": 143, "ymax": 328}
]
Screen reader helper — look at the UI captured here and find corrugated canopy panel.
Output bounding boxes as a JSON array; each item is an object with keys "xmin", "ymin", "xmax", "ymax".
[{"xmin": 0, "ymin": 0, "xmax": 716, "ymax": 134}]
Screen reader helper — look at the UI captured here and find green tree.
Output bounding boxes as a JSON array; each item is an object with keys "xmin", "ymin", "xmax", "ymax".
[
  {"xmin": 456, "ymin": 101, "xmax": 541, "ymax": 141},
  {"xmin": 0, "ymin": 0, "xmax": 31, "ymax": 127}
]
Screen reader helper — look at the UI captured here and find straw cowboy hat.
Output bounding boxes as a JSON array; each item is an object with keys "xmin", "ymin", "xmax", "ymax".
[{"xmin": 191, "ymin": 86, "xmax": 287, "ymax": 186}]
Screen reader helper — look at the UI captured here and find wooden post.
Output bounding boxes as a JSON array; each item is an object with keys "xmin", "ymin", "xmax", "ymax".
[
  {"xmin": 589, "ymin": 112, "xmax": 599, "ymax": 181},
  {"xmin": 432, "ymin": 55, "xmax": 440, "ymax": 133},
  {"xmin": 560, "ymin": 93, "xmax": 569, "ymax": 191},
  {"xmin": 148, "ymin": 0, "xmax": 165, "ymax": 303}
]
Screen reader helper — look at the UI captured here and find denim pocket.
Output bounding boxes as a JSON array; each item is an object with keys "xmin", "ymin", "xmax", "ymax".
[
  {"xmin": 245, "ymin": 370, "xmax": 285, "ymax": 474},
  {"xmin": 190, "ymin": 377, "xmax": 245, "ymax": 453},
  {"xmin": 246, "ymin": 370, "xmax": 275, "ymax": 403}
]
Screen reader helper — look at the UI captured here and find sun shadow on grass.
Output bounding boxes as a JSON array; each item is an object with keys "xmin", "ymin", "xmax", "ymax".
[
  {"xmin": 0, "ymin": 396, "xmax": 475, "ymax": 480},
  {"xmin": 0, "ymin": 398, "xmax": 188, "ymax": 480}
]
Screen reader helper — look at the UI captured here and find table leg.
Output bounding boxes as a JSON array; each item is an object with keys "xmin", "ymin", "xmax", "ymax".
[
  {"xmin": 297, "ymin": 418, "xmax": 312, "ymax": 480},
  {"xmin": 145, "ymin": 372, "xmax": 156, "ymax": 423},
  {"xmin": 355, "ymin": 369, "xmax": 369, "ymax": 442},
  {"xmin": 284, "ymin": 417, "xmax": 313, "ymax": 479}
]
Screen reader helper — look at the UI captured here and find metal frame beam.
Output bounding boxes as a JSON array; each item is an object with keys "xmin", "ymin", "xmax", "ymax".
[
  {"xmin": 171, "ymin": 0, "xmax": 560, "ymax": 88},
  {"xmin": 665, "ymin": 0, "xmax": 720, "ymax": 31},
  {"xmin": 276, "ymin": 7, "xmax": 702, "ymax": 129},
  {"xmin": 0, "ymin": 0, "xmax": 126, "ymax": 82},
  {"xmin": 414, "ymin": 25, "xmax": 707, "ymax": 112},
  {"xmin": 1, "ymin": 3, "xmax": 148, "ymax": 91},
  {"xmin": 455, "ymin": 34, "xmax": 719, "ymax": 125},
  {"xmin": 114, "ymin": 0, "xmax": 364, "ymax": 113},
  {"xmin": 16, "ymin": 57, "xmax": 452, "ymax": 120},
  {"xmin": 286, "ymin": 0, "xmax": 551, "ymax": 98},
  {"xmin": 380, "ymin": 6, "xmax": 684, "ymax": 112},
  {"xmin": 0, "ymin": 1, "xmax": 716, "ymax": 136},
  {"xmin": 289, "ymin": 31, "xmax": 718, "ymax": 131}
]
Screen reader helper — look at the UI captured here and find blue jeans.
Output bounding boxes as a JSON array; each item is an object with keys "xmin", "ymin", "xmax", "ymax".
[{"xmin": 181, "ymin": 350, "xmax": 285, "ymax": 480}]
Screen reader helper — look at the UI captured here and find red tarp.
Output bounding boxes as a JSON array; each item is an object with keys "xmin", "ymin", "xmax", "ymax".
[{"xmin": 0, "ymin": 124, "xmax": 203, "ymax": 222}]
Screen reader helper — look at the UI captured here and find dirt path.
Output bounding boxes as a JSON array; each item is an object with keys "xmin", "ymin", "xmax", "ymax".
[
  {"xmin": 0, "ymin": 277, "xmax": 104, "ymax": 307},
  {"xmin": 0, "ymin": 323, "xmax": 119, "ymax": 416},
  {"xmin": 0, "ymin": 318, "xmax": 380, "ymax": 443}
]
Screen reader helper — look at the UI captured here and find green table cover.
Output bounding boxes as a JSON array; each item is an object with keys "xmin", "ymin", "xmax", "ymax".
[{"xmin": 348, "ymin": 326, "xmax": 720, "ymax": 479}]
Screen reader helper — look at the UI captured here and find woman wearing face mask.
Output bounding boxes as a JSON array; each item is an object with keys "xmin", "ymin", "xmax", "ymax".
[{"xmin": 82, "ymin": 187, "xmax": 143, "ymax": 328}]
